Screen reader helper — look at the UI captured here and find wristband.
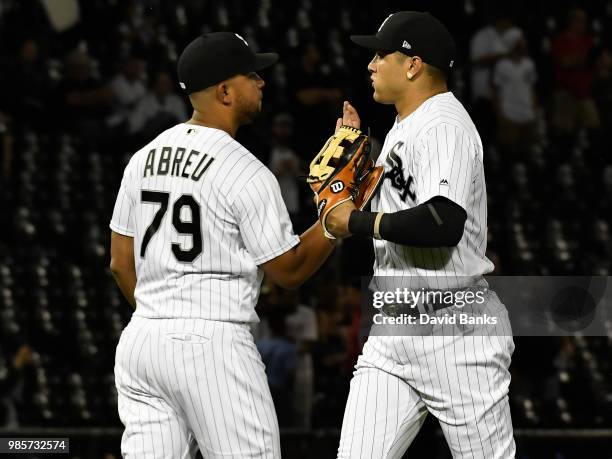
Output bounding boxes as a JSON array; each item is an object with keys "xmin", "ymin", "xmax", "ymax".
[{"xmin": 373, "ymin": 212, "xmax": 385, "ymax": 240}]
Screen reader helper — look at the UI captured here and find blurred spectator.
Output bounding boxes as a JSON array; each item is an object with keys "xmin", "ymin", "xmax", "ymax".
[
  {"xmin": 554, "ymin": 163, "xmax": 584, "ymax": 218},
  {"xmin": 268, "ymin": 113, "xmax": 303, "ymax": 220},
  {"xmin": 128, "ymin": 70, "xmax": 188, "ymax": 141},
  {"xmin": 312, "ymin": 306, "xmax": 350, "ymax": 427},
  {"xmin": 0, "ymin": 38, "xmax": 49, "ymax": 127},
  {"xmin": 0, "ymin": 344, "xmax": 34, "ymax": 428},
  {"xmin": 116, "ymin": 1, "xmax": 167, "ymax": 64},
  {"xmin": 550, "ymin": 8, "xmax": 600, "ymax": 135},
  {"xmin": 492, "ymin": 34, "xmax": 540, "ymax": 155},
  {"xmin": 256, "ymin": 284, "xmax": 317, "ymax": 427},
  {"xmin": 288, "ymin": 42, "xmax": 343, "ymax": 157},
  {"xmin": 57, "ymin": 49, "xmax": 114, "ymax": 141},
  {"xmin": 38, "ymin": 0, "xmax": 80, "ymax": 33},
  {"xmin": 285, "ymin": 291, "xmax": 318, "ymax": 428},
  {"xmin": 251, "ymin": 277, "xmax": 280, "ymax": 341},
  {"xmin": 106, "ymin": 56, "xmax": 147, "ymax": 133},
  {"xmin": 337, "ymin": 284, "xmax": 365, "ymax": 372},
  {"xmin": 470, "ymin": 10, "xmax": 524, "ymax": 144},
  {"xmin": 257, "ymin": 314, "xmax": 297, "ymax": 427}
]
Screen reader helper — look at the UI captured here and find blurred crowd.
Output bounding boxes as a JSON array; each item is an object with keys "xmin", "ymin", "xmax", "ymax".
[{"xmin": 0, "ymin": 0, "xmax": 611, "ymax": 432}]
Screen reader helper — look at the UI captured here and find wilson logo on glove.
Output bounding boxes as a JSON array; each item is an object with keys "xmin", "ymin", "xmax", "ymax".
[
  {"xmin": 330, "ymin": 181, "xmax": 345, "ymax": 193},
  {"xmin": 307, "ymin": 125, "xmax": 384, "ymax": 239}
]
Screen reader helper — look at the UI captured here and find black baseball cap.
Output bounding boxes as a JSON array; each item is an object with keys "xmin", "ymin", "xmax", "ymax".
[
  {"xmin": 177, "ymin": 32, "xmax": 278, "ymax": 94},
  {"xmin": 350, "ymin": 11, "xmax": 456, "ymax": 71}
]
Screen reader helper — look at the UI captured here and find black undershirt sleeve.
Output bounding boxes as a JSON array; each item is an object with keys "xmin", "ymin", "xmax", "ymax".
[{"xmin": 347, "ymin": 196, "xmax": 467, "ymax": 247}]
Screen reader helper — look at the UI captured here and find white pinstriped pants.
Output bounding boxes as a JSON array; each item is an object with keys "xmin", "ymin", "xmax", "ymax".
[
  {"xmin": 338, "ymin": 293, "xmax": 516, "ymax": 459},
  {"xmin": 115, "ymin": 316, "xmax": 281, "ymax": 458}
]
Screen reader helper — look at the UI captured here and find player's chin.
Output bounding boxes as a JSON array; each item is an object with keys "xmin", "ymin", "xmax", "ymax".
[
  {"xmin": 242, "ymin": 106, "xmax": 262, "ymax": 124},
  {"xmin": 372, "ymin": 89, "xmax": 390, "ymax": 104}
]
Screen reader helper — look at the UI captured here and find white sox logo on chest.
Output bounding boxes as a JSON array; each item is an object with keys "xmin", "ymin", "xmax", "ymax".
[{"xmin": 385, "ymin": 141, "xmax": 416, "ymax": 202}]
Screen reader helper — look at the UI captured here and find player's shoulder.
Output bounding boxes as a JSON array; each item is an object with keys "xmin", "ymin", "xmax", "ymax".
[
  {"xmin": 126, "ymin": 123, "xmax": 266, "ymax": 177},
  {"xmin": 229, "ymin": 158, "xmax": 278, "ymax": 199},
  {"xmin": 172, "ymin": 127, "xmax": 276, "ymax": 201},
  {"xmin": 414, "ymin": 92, "xmax": 477, "ymax": 139},
  {"xmin": 176, "ymin": 124, "xmax": 264, "ymax": 170},
  {"xmin": 204, "ymin": 132, "xmax": 272, "ymax": 191}
]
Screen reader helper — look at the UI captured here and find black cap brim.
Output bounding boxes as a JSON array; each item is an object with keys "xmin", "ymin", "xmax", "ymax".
[
  {"xmin": 253, "ymin": 53, "xmax": 279, "ymax": 72},
  {"xmin": 350, "ymin": 35, "xmax": 392, "ymax": 51}
]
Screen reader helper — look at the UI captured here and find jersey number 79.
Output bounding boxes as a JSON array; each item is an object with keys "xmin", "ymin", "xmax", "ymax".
[{"xmin": 140, "ymin": 190, "xmax": 202, "ymax": 263}]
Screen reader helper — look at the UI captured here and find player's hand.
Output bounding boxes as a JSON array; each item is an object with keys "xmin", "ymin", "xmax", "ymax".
[
  {"xmin": 325, "ymin": 200, "xmax": 356, "ymax": 239},
  {"xmin": 335, "ymin": 101, "xmax": 361, "ymax": 133}
]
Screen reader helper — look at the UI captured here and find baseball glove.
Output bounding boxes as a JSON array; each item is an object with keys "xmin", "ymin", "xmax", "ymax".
[{"xmin": 307, "ymin": 125, "xmax": 384, "ymax": 239}]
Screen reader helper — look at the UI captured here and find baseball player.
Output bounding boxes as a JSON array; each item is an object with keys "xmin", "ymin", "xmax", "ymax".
[
  {"xmin": 324, "ymin": 12, "xmax": 516, "ymax": 458},
  {"xmin": 109, "ymin": 32, "xmax": 346, "ymax": 458}
]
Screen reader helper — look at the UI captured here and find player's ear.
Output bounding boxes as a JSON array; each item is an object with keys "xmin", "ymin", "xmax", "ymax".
[
  {"xmin": 215, "ymin": 82, "xmax": 232, "ymax": 105},
  {"xmin": 405, "ymin": 56, "xmax": 423, "ymax": 80}
]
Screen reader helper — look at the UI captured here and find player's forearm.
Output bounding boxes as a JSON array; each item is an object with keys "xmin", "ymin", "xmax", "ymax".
[
  {"xmin": 348, "ymin": 197, "xmax": 467, "ymax": 247},
  {"xmin": 292, "ymin": 222, "xmax": 337, "ymax": 285},
  {"xmin": 260, "ymin": 222, "xmax": 336, "ymax": 290},
  {"xmin": 110, "ymin": 267, "xmax": 137, "ymax": 308}
]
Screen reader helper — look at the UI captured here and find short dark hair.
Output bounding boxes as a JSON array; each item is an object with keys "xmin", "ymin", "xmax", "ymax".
[
  {"xmin": 395, "ymin": 51, "xmax": 408, "ymax": 62},
  {"xmin": 425, "ymin": 64, "xmax": 448, "ymax": 83},
  {"xmin": 396, "ymin": 53, "xmax": 448, "ymax": 82}
]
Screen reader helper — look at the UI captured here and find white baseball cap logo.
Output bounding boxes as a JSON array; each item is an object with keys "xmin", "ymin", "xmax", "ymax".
[{"xmin": 234, "ymin": 33, "xmax": 248, "ymax": 46}]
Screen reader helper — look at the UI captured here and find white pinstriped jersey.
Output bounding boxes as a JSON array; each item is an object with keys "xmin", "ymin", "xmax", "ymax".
[
  {"xmin": 371, "ymin": 92, "xmax": 494, "ymax": 284},
  {"xmin": 110, "ymin": 123, "xmax": 299, "ymax": 322},
  {"xmin": 339, "ymin": 92, "xmax": 515, "ymax": 458}
]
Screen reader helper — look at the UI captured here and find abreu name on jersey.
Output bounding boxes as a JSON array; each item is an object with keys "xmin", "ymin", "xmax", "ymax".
[{"xmin": 143, "ymin": 146, "xmax": 215, "ymax": 182}]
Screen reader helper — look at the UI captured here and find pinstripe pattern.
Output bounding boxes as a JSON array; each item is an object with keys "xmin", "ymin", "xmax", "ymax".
[
  {"xmin": 110, "ymin": 123, "xmax": 299, "ymax": 322},
  {"xmin": 371, "ymin": 92, "xmax": 493, "ymax": 290},
  {"xmin": 115, "ymin": 317, "xmax": 281, "ymax": 458},
  {"xmin": 339, "ymin": 93, "xmax": 515, "ymax": 458},
  {"xmin": 110, "ymin": 123, "xmax": 296, "ymax": 458},
  {"xmin": 339, "ymin": 293, "xmax": 515, "ymax": 458}
]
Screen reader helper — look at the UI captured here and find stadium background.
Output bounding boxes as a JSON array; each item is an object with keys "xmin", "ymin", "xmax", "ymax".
[{"xmin": 0, "ymin": 0, "xmax": 611, "ymax": 457}]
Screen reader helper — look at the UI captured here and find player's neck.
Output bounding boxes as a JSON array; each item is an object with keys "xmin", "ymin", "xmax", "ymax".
[
  {"xmin": 186, "ymin": 110, "xmax": 238, "ymax": 138},
  {"xmin": 395, "ymin": 86, "xmax": 448, "ymax": 121}
]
